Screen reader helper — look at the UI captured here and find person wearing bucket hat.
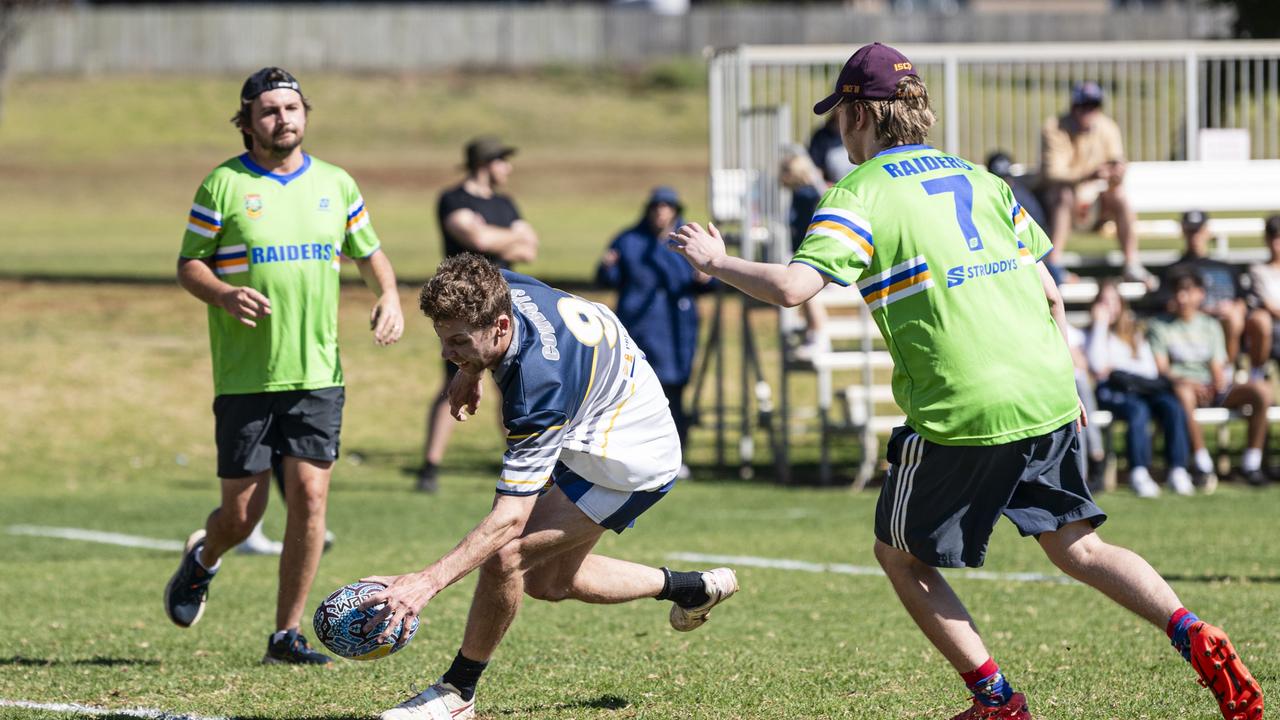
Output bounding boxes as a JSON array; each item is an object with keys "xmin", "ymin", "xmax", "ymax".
[
  {"xmin": 418, "ymin": 136, "xmax": 540, "ymax": 493},
  {"xmin": 1041, "ymin": 81, "xmax": 1150, "ymax": 286},
  {"xmin": 168, "ymin": 66, "xmax": 405, "ymax": 665},
  {"xmin": 597, "ymin": 187, "xmax": 712, "ymax": 477},
  {"xmin": 668, "ymin": 42, "xmax": 1262, "ymax": 720}
]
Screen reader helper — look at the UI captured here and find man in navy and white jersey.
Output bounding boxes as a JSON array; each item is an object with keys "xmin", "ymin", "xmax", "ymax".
[{"xmin": 361, "ymin": 253, "xmax": 738, "ymax": 720}]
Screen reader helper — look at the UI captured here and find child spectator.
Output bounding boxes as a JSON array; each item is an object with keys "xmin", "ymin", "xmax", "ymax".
[
  {"xmin": 1243, "ymin": 214, "xmax": 1280, "ymax": 380},
  {"xmin": 1149, "ymin": 269, "xmax": 1272, "ymax": 487},
  {"xmin": 1162, "ymin": 210, "xmax": 1248, "ymax": 364},
  {"xmin": 1087, "ymin": 280, "xmax": 1193, "ymax": 497},
  {"xmin": 780, "ymin": 147, "xmax": 830, "ymax": 359}
]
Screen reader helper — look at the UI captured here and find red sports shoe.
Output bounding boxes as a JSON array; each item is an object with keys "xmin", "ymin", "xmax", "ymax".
[
  {"xmin": 1188, "ymin": 621, "xmax": 1264, "ymax": 720},
  {"xmin": 949, "ymin": 692, "xmax": 1032, "ymax": 720}
]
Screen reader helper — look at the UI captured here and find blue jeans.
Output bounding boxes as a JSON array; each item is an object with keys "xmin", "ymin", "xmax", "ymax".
[{"xmin": 1096, "ymin": 379, "xmax": 1190, "ymax": 471}]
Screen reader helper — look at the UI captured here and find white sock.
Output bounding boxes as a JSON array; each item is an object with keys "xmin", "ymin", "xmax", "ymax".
[
  {"xmin": 1242, "ymin": 448, "xmax": 1263, "ymax": 473},
  {"xmin": 1195, "ymin": 448, "xmax": 1214, "ymax": 474},
  {"xmin": 194, "ymin": 546, "xmax": 220, "ymax": 573}
]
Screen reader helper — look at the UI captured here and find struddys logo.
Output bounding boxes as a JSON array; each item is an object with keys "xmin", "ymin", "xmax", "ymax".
[{"xmin": 245, "ymin": 194, "xmax": 264, "ymax": 219}]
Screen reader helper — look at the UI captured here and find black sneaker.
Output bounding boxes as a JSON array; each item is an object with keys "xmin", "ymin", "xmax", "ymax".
[
  {"xmin": 262, "ymin": 629, "xmax": 332, "ymax": 665},
  {"xmin": 416, "ymin": 466, "xmax": 439, "ymax": 494},
  {"xmin": 164, "ymin": 529, "xmax": 216, "ymax": 628},
  {"xmin": 1244, "ymin": 469, "xmax": 1270, "ymax": 487}
]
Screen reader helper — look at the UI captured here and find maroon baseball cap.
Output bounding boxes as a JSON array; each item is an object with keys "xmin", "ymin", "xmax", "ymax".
[{"xmin": 813, "ymin": 42, "xmax": 919, "ymax": 115}]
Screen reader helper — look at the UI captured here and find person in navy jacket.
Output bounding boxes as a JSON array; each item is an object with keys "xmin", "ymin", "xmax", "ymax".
[{"xmin": 597, "ymin": 187, "xmax": 711, "ymax": 471}]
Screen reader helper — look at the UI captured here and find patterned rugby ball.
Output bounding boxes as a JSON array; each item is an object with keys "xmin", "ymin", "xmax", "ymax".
[{"xmin": 312, "ymin": 581, "xmax": 419, "ymax": 661}]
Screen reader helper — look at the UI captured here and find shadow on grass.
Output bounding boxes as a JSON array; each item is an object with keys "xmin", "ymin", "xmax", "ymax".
[
  {"xmin": 492, "ymin": 694, "xmax": 630, "ymax": 715},
  {"xmin": 0, "ymin": 655, "xmax": 159, "ymax": 667}
]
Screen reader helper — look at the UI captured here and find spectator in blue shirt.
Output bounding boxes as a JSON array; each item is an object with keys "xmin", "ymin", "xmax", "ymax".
[{"xmin": 597, "ymin": 187, "xmax": 711, "ymax": 474}]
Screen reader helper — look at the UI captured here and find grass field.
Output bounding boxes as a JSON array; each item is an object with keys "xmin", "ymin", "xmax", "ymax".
[{"xmin": 1, "ymin": 280, "xmax": 1276, "ymax": 720}]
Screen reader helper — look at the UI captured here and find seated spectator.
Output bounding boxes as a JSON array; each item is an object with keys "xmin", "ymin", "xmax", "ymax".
[
  {"xmin": 1087, "ymin": 280, "xmax": 1193, "ymax": 497},
  {"xmin": 597, "ymin": 186, "xmax": 711, "ymax": 478},
  {"xmin": 1243, "ymin": 214, "xmax": 1280, "ymax": 380},
  {"xmin": 780, "ymin": 147, "xmax": 829, "ymax": 358},
  {"xmin": 808, "ymin": 114, "xmax": 855, "ymax": 184},
  {"xmin": 1162, "ymin": 210, "xmax": 1248, "ymax": 364},
  {"xmin": 1149, "ymin": 269, "xmax": 1272, "ymax": 487},
  {"xmin": 1040, "ymin": 81, "xmax": 1149, "ymax": 285}
]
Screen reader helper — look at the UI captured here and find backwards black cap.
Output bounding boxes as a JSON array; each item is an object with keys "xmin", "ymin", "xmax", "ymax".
[{"xmin": 240, "ymin": 67, "xmax": 301, "ymax": 103}]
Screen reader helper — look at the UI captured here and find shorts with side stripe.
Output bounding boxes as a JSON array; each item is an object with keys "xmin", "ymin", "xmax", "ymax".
[
  {"xmin": 548, "ymin": 463, "xmax": 675, "ymax": 534},
  {"xmin": 874, "ymin": 421, "xmax": 1106, "ymax": 568}
]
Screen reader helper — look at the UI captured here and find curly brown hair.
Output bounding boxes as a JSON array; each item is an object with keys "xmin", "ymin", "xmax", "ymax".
[
  {"xmin": 419, "ymin": 253, "xmax": 512, "ymax": 327},
  {"xmin": 851, "ymin": 75, "xmax": 936, "ymax": 146}
]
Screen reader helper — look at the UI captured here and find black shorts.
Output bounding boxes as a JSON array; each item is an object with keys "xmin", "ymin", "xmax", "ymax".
[
  {"xmin": 874, "ymin": 422, "xmax": 1106, "ymax": 569},
  {"xmin": 213, "ymin": 387, "xmax": 345, "ymax": 479}
]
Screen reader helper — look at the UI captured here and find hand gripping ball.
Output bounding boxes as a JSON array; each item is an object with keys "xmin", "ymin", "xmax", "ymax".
[{"xmin": 313, "ymin": 581, "xmax": 419, "ymax": 660}]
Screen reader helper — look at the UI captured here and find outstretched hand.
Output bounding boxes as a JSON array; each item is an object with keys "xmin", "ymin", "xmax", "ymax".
[
  {"xmin": 667, "ymin": 222, "xmax": 726, "ymax": 275},
  {"xmin": 357, "ymin": 573, "xmax": 436, "ymax": 646}
]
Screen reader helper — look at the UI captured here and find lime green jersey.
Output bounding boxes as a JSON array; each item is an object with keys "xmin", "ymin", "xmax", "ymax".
[
  {"xmin": 790, "ymin": 144, "xmax": 1078, "ymax": 445},
  {"xmin": 180, "ymin": 153, "xmax": 381, "ymax": 396}
]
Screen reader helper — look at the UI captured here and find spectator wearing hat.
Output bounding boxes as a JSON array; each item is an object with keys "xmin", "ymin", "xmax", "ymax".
[
  {"xmin": 1149, "ymin": 269, "xmax": 1272, "ymax": 487},
  {"xmin": 597, "ymin": 187, "xmax": 711, "ymax": 476},
  {"xmin": 1162, "ymin": 210, "xmax": 1249, "ymax": 365},
  {"xmin": 1041, "ymin": 82, "xmax": 1149, "ymax": 285},
  {"xmin": 418, "ymin": 136, "xmax": 539, "ymax": 493},
  {"xmin": 1243, "ymin": 215, "xmax": 1280, "ymax": 380}
]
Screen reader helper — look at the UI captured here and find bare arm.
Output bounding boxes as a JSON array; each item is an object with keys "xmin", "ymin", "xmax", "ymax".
[
  {"xmin": 352, "ymin": 249, "xmax": 404, "ymax": 346},
  {"xmin": 176, "ymin": 256, "xmax": 271, "ymax": 327},
  {"xmin": 667, "ymin": 221, "xmax": 826, "ymax": 307},
  {"xmin": 445, "ymin": 209, "xmax": 539, "ymax": 263},
  {"xmin": 359, "ymin": 493, "xmax": 536, "ymax": 641}
]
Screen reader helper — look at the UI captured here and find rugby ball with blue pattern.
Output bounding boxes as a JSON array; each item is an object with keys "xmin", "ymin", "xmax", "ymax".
[{"xmin": 312, "ymin": 581, "xmax": 419, "ymax": 661}]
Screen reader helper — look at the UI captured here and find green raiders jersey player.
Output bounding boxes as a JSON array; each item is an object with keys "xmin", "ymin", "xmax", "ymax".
[
  {"xmin": 181, "ymin": 152, "xmax": 381, "ymax": 395},
  {"xmin": 789, "ymin": 143, "xmax": 1079, "ymax": 446}
]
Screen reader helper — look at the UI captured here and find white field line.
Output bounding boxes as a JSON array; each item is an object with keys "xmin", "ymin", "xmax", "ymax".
[
  {"xmin": 7, "ymin": 525, "xmax": 184, "ymax": 552},
  {"xmin": 666, "ymin": 552, "xmax": 1076, "ymax": 585},
  {"xmin": 0, "ymin": 699, "xmax": 229, "ymax": 720}
]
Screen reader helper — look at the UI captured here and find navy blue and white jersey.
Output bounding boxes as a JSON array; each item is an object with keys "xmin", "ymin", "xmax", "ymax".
[{"xmin": 494, "ymin": 271, "xmax": 681, "ymax": 496}]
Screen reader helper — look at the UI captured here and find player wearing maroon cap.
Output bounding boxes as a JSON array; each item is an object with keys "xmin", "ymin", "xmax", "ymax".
[{"xmin": 670, "ymin": 42, "xmax": 1263, "ymax": 720}]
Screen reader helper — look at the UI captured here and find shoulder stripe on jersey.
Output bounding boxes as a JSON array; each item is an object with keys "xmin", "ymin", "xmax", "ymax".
[
  {"xmin": 190, "ymin": 203, "xmax": 223, "ymax": 223},
  {"xmin": 803, "ymin": 226, "xmax": 873, "ymax": 265},
  {"xmin": 859, "ymin": 260, "xmax": 929, "ymax": 301},
  {"xmin": 1011, "ymin": 203, "xmax": 1030, "ymax": 234},
  {"xmin": 187, "ymin": 222, "xmax": 217, "ymax": 239},
  {"xmin": 507, "ymin": 424, "xmax": 565, "ymax": 441},
  {"xmin": 808, "ymin": 208, "xmax": 873, "ymax": 243}
]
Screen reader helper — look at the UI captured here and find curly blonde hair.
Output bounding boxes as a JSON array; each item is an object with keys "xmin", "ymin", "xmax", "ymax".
[{"xmin": 850, "ymin": 75, "xmax": 936, "ymax": 146}]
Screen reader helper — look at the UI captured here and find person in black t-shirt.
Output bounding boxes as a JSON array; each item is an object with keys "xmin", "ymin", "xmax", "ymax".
[{"xmin": 418, "ymin": 136, "xmax": 539, "ymax": 493}]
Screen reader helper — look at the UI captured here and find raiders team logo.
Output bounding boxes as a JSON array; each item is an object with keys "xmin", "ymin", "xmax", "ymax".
[{"xmin": 245, "ymin": 194, "xmax": 264, "ymax": 219}]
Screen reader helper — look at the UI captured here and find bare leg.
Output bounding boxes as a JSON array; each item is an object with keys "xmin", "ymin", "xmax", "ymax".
[
  {"xmin": 201, "ymin": 472, "xmax": 271, "ymax": 566},
  {"xmin": 1245, "ymin": 308, "xmax": 1272, "ymax": 371},
  {"xmin": 1101, "ymin": 185, "xmax": 1140, "ymax": 269},
  {"xmin": 1218, "ymin": 301, "xmax": 1247, "ymax": 366},
  {"xmin": 1047, "ymin": 184, "xmax": 1075, "ymax": 265},
  {"xmin": 423, "ymin": 387, "xmax": 456, "ymax": 466},
  {"xmin": 276, "ymin": 456, "xmax": 331, "ymax": 632},
  {"xmin": 873, "ymin": 540, "xmax": 990, "ymax": 672},
  {"xmin": 1037, "ymin": 520, "xmax": 1180, "ymax": 628},
  {"xmin": 459, "ymin": 487, "xmax": 664, "ymax": 661},
  {"xmin": 1223, "ymin": 381, "xmax": 1273, "ymax": 450},
  {"xmin": 1173, "ymin": 380, "xmax": 1206, "ymax": 452}
]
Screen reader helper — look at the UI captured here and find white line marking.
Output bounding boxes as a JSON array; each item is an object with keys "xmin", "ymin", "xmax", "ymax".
[
  {"xmin": 0, "ymin": 699, "xmax": 229, "ymax": 719},
  {"xmin": 7, "ymin": 525, "xmax": 184, "ymax": 552},
  {"xmin": 666, "ymin": 552, "xmax": 1076, "ymax": 585}
]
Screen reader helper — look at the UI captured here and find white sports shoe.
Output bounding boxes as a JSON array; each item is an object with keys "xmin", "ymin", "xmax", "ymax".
[
  {"xmin": 669, "ymin": 567, "xmax": 739, "ymax": 632},
  {"xmin": 236, "ymin": 522, "xmax": 283, "ymax": 556},
  {"xmin": 1129, "ymin": 467, "xmax": 1161, "ymax": 499},
  {"xmin": 1167, "ymin": 467, "xmax": 1195, "ymax": 496},
  {"xmin": 380, "ymin": 681, "xmax": 475, "ymax": 720}
]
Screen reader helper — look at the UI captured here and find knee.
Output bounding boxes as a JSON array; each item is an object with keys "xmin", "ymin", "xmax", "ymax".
[
  {"xmin": 1247, "ymin": 309, "xmax": 1271, "ymax": 334},
  {"xmin": 290, "ymin": 480, "xmax": 329, "ymax": 518},
  {"xmin": 1041, "ymin": 526, "xmax": 1103, "ymax": 575},
  {"xmin": 523, "ymin": 568, "xmax": 571, "ymax": 603}
]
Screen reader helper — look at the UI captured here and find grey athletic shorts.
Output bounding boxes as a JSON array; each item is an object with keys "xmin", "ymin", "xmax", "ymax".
[
  {"xmin": 874, "ymin": 421, "xmax": 1106, "ymax": 569},
  {"xmin": 213, "ymin": 387, "xmax": 344, "ymax": 479}
]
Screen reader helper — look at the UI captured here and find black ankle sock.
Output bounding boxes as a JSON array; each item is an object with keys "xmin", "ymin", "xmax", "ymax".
[
  {"xmin": 441, "ymin": 651, "xmax": 487, "ymax": 701},
  {"xmin": 655, "ymin": 567, "xmax": 709, "ymax": 608}
]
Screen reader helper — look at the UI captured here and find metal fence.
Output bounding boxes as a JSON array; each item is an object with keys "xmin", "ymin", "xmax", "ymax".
[{"xmin": 11, "ymin": 4, "xmax": 1232, "ymax": 76}]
